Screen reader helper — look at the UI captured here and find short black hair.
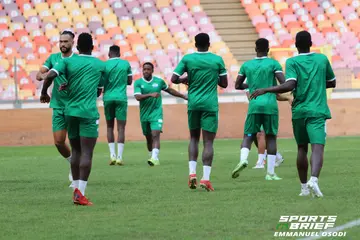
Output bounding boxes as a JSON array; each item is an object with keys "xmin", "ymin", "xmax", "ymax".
[
  {"xmin": 296, "ymin": 31, "xmax": 312, "ymax": 50},
  {"xmin": 195, "ymin": 33, "xmax": 210, "ymax": 48},
  {"xmin": 143, "ymin": 62, "xmax": 154, "ymax": 70},
  {"xmin": 77, "ymin": 32, "xmax": 93, "ymax": 53},
  {"xmin": 109, "ymin": 45, "xmax": 120, "ymax": 56},
  {"xmin": 61, "ymin": 30, "xmax": 75, "ymax": 39},
  {"xmin": 255, "ymin": 38, "xmax": 269, "ymax": 52}
]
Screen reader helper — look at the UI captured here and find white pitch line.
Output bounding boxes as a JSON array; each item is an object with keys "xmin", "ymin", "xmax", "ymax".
[{"xmin": 297, "ymin": 218, "xmax": 360, "ymax": 240}]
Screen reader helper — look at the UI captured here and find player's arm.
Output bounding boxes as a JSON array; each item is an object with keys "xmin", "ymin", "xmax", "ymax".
[
  {"xmin": 235, "ymin": 74, "xmax": 247, "ymax": 90},
  {"xmin": 134, "ymin": 92, "xmax": 159, "ymax": 101},
  {"xmin": 127, "ymin": 63, "xmax": 133, "ymax": 85},
  {"xmin": 164, "ymin": 87, "xmax": 187, "ymax": 100},
  {"xmin": 40, "ymin": 70, "xmax": 58, "ymax": 103},
  {"xmin": 251, "ymin": 80, "xmax": 296, "ymax": 99},
  {"xmin": 325, "ymin": 58, "xmax": 336, "ymax": 88},
  {"xmin": 218, "ymin": 57, "xmax": 228, "ymax": 88},
  {"xmin": 36, "ymin": 67, "xmax": 49, "ymax": 81},
  {"xmin": 218, "ymin": 75, "xmax": 228, "ymax": 88},
  {"xmin": 171, "ymin": 57, "xmax": 188, "ymax": 84}
]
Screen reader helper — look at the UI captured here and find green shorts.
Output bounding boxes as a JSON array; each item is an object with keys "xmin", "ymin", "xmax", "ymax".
[
  {"xmin": 104, "ymin": 100, "xmax": 127, "ymax": 121},
  {"xmin": 292, "ymin": 117, "xmax": 326, "ymax": 145},
  {"xmin": 66, "ymin": 116, "xmax": 99, "ymax": 139},
  {"xmin": 244, "ymin": 114, "xmax": 278, "ymax": 136},
  {"xmin": 52, "ymin": 108, "xmax": 67, "ymax": 132},
  {"xmin": 188, "ymin": 110, "xmax": 218, "ymax": 133},
  {"xmin": 141, "ymin": 119, "xmax": 163, "ymax": 136}
]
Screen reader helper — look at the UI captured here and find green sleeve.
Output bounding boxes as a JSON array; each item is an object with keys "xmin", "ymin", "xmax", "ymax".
[
  {"xmin": 162, "ymin": 79, "xmax": 169, "ymax": 90},
  {"xmin": 173, "ymin": 57, "xmax": 186, "ymax": 76},
  {"xmin": 273, "ymin": 60, "xmax": 283, "ymax": 73},
  {"xmin": 239, "ymin": 64, "xmax": 246, "ymax": 77},
  {"xmin": 325, "ymin": 58, "xmax": 336, "ymax": 82},
  {"xmin": 43, "ymin": 55, "xmax": 53, "ymax": 69},
  {"xmin": 127, "ymin": 62, "xmax": 133, "ymax": 76},
  {"xmin": 52, "ymin": 58, "xmax": 66, "ymax": 77},
  {"xmin": 98, "ymin": 61, "xmax": 106, "ymax": 87},
  {"xmin": 218, "ymin": 57, "xmax": 227, "ymax": 76},
  {"xmin": 134, "ymin": 81, "xmax": 141, "ymax": 95},
  {"xmin": 285, "ymin": 59, "xmax": 297, "ymax": 81}
]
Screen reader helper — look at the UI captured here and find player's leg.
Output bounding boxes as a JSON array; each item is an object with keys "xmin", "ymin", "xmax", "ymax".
[
  {"xmin": 293, "ymin": 118, "xmax": 310, "ymax": 196},
  {"xmin": 104, "ymin": 101, "xmax": 116, "ymax": 164},
  {"xmin": 231, "ymin": 114, "xmax": 258, "ymax": 178},
  {"xmin": 307, "ymin": 118, "xmax": 327, "ymax": 197},
  {"xmin": 254, "ymin": 129, "xmax": 266, "ymax": 168},
  {"xmin": 199, "ymin": 111, "xmax": 218, "ymax": 191},
  {"xmin": 141, "ymin": 121, "xmax": 152, "ymax": 158},
  {"xmin": 75, "ymin": 117, "xmax": 99, "ymax": 205},
  {"xmin": 263, "ymin": 114, "xmax": 281, "ymax": 180},
  {"xmin": 187, "ymin": 110, "xmax": 201, "ymax": 189},
  {"xmin": 147, "ymin": 118, "xmax": 163, "ymax": 166},
  {"xmin": 115, "ymin": 101, "xmax": 127, "ymax": 165},
  {"xmin": 52, "ymin": 109, "xmax": 72, "ymax": 183}
]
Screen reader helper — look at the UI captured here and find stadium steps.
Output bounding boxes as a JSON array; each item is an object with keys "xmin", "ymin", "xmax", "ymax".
[{"xmin": 200, "ymin": 0, "xmax": 258, "ymax": 65}]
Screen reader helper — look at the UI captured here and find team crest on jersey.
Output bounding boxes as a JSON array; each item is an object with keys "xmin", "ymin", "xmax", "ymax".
[
  {"xmin": 152, "ymin": 83, "xmax": 159, "ymax": 88},
  {"xmin": 141, "ymin": 85, "xmax": 144, "ymax": 88}
]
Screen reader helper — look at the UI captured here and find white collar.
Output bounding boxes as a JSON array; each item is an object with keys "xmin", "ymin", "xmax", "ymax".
[
  {"xmin": 298, "ymin": 52, "xmax": 315, "ymax": 56},
  {"xmin": 142, "ymin": 77, "xmax": 153, "ymax": 82},
  {"xmin": 79, "ymin": 54, "xmax": 94, "ymax": 57},
  {"xmin": 254, "ymin": 56, "xmax": 268, "ymax": 59},
  {"xmin": 108, "ymin": 57, "xmax": 120, "ymax": 60},
  {"xmin": 61, "ymin": 52, "xmax": 74, "ymax": 59},
  {"xmin": 195, "ymin": 51, "xmax": 209, "ymax": 54}
]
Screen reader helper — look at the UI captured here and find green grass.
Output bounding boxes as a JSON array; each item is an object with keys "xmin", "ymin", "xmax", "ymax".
[{"xmin": 0, "ymin": 137, "xmax": 359, "ymax": 240}]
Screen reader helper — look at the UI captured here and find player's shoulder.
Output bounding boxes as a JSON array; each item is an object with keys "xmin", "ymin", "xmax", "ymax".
[
  {"xmin": 153, "ymin": 76, "xmax": 165, "ymax": 82},
  {"xmin": 313, "ymin": 53, "xmax": 328, "ymax": 61}
]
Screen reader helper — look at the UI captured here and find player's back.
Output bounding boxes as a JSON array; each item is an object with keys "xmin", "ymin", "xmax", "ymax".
[
  {"xmin": 183, "ymin": 52, "xmax": 225, "ymax": 112},
  {"xmin": 243, "ymin": 57, "xmax": 281, "ymax": 115},
  {"xmin": 103, "ymin": 58, "xmax": 131, "ymax": 102},
  {"xmin": 62, "ymin": 54, "xmax": 105, "ymax": 118},
  {"xmin": 286, "ymin": 53, "xmax": 333, "ymax": 119}
]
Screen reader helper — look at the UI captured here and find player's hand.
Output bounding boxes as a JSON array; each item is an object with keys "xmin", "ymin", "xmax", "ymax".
[
  {"xmin": 183, "ymin": 95, "xmax": 188, "ymax": 100},
  {"xmin": 40, "ymin": 93, "xmax": 50, "ymax": 103},
  {"xmin": 250, "ymin": 89, "xmax": 266, "ymax": 99},
  {"xmin": 288, "ymin": 98, "xmax": 293, "ymax": 106},
  {"xmin": 59, "ymin": 83, "xmax": 67, "ymax": 91},
  {"xmin": 180, "ymin": 77, "xmax": 188, "ymax": 85},
  {"xmin": 150, "ymin": 92, "xmax": 160, "ymax": 98}
]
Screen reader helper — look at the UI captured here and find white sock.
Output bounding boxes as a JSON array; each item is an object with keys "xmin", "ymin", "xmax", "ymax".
[
  {"xmin": 73, "ymin": 180, "xmax": 80, "ymax": 189},
  {"xmin": 108, "ymin": 143, "xmax": 116, "ymax": 158},
  {"xmin": 276, "ymin": 152, "xmax": 283, "ymax": 160},
  {"xmin": 265, "ymin": 150, "xmax": 267, "ymax": 156},
  {"xmin": 152, "ymin": 148, "xmax": 159, "ymax": 160},
  {"xmin": 79, "ymin": 180, "xmax": 87, "ymax": 196},
  {"xmin": 257, "ymin": 154, "xmax": 265, "ymax": 164},
  {"xmin": 267, "ymin": 155, "xmax": 276, "ymax": 175},
  {"xmin": 117, "ymin": 143, "xmax": 124, "ymax": 160},
  {"xmin": 202, "ymin": 166, "xmax": 211, "ymax": 181},
  {"xmin": 310, "ymin": 176, "xmax": 318, "ymax": 182},
  {"xmin": 148, "ymin": 151, "xmax": 152, "ymax": 157},
  {"xmin": 67, "ymin": 155, "xmax": 72, "ymax": 163},
  {"xmin": 301, "ymin": 183, "xmax": 308, "ymax": 189},
  {"xmin": 240, "ymin": 148, "xmax": 250, "ymax": 162},
  {"xmin": 189, "ymin": 160, "xmax": 197, "ymax": 175}
]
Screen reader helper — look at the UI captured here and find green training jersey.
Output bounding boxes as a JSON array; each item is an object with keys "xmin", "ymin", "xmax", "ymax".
[
  {"xmin": 43, "ymin": 52, "xmax": 75, "ymax": 109},
  {"xmin": 52, "ymin": 54, "xmax": 105, "ymax": 119},
  {"xmin": 285, "ymin": 53, "xmax": 335, "ymax": 120},
  {"xmin": 102, "ymin": 58, "xmax": 132, "ymax": 102},
  {"xmin": 173, "ymin": 52, "xmax": 227, "ymax": 112},
  {"xmin": 239, "ymin": 57, "xmax": 283, "ymax": 115},
  {"xmin": 133, "ymin": 76, "xmax": 168, "ymax": 122}
]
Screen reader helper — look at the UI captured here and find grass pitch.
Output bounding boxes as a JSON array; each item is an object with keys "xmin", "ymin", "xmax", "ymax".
[{"xmin": 0, "ymin": 137, "xmax": 359, "ymax": 240}]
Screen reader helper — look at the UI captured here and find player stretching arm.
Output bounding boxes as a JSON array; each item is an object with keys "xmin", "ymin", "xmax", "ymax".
[
  {"xmin": 171, "ymin": 33, "xmax": 228, "ymax": 191},
  {"xmin": 41, "ymin": 33, "xmax": 105, "ymax": 206},
  {"xmin": 134, "ymin": 62, "xmax": 187, "ymax": 166},
  {"xmin": 251, "ymin": 31, "xmax": 336, "ymax": 197},
  {"xmin": 37, "ymin": 31, "xmax": 75, "ymax": 187}
]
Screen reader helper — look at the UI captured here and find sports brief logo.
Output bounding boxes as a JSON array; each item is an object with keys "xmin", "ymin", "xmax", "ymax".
[{"xmin": 274, "ymin": 216, "xmax": 347, "ymax": 238}]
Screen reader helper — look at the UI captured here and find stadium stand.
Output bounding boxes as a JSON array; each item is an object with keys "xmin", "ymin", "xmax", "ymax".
[
  {"xmin": 0, "ymin": 0, "xmax": 240, "ymax": 100},
  {"xmin": 1, "ymin": 0, "xmax": 360, "ymax": 100}
]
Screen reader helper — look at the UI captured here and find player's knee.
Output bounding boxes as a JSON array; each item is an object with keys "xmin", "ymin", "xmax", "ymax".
[{"xmin": 54, "ymin": 139, "xmax": 65, "ymax": 147}]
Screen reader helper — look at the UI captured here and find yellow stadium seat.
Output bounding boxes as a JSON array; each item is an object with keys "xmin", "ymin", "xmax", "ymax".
[
  {"xmin": 260, "ymin": 3, "xmax": 273, "ymax": 13},
  {"xmin": 157, "ymin": 0, "xmax": 170, "ymax": 8},
  {"xmin": 120, "ymin": 20, "xmax": 134, "ymax": 30},
  {"xmin": 88, "ymin": 14, "xmax": 102, "ymax": 22},
  {"xmin": 274, "ymin": 2, "xmax": 288, "ymax": 13},
  {"xmin": 96, "ymin": 2, "xmax": 110, "ymax": 9},
  {"xmin": 25, "ymin": 65, "xmax": 40, "ymax": 73},
  {"xmin": 19, "ymin": 90, "xmax": 34, "ymax": 100},
  {"xmin": 81, "ymin": 1, "xmax": 95, "ymax": 9},
  {"xmin": 64, "ymin": 2, "xmax": 79, "ymax": 10},
  {"xmin": 23, "ymin": 9, "xmax": 37, "ymax": 18},
  {"xmin": 0, "ymin": 16, "xmax": 10, "ymax": 25},
  {"xmin": 35, "ymin": 3, "xmax": 49, "ymax": 12},
  {"xmin": 138, "ymin": 26, "xmax": 153, "ymax": 35},
  {"xmin": 2, "ymin": 79, "xmax": 15, "ymax": 88},
  {"xmin": 104, "ymin": 20, "xmax": 118, "ymax": 29},
  {"xmin": 135, "ymin": 19, "xmax": 149, "ymax": 28},
  {"xmin": 9, "ymin": 23, "xmax": 24, "ymax": 32},
  {"xmin": 154, "ymin": 25, "xmax": 168, "ymax": 35},
  {"xmin": 100, "ymin": 8, "xmax": 113, "ymax": 17},
  {"xmin": 39, "ymin": 10, "xmax": 52, "ymax": 18},
  {"xmin": 0, "ymin": 59, "xmax": 10, "ymax": 70},
  {"xmin": 132, "ymin": 43, "xmax": 146, "ymax": 52},
  {"xmin": 123, "ymin": 26, "xmax": 137, "ymax": 36},
  {"xmin": 51, "ymin": 2, "xmax": 64, "ymax": 11},
  {"xmin": 103, "ymin": 14, "xmax": 117, "ymax": 23},
  {"xmin": 54, "ymin": 9, "xmax": 68, "ymax": 19},
  {"xmin": 42, "ymin": 16, "xmax": 57, "ymax": 24},
  {"xmin": 58, "ymin": 16, "xmax": 72, "ymax": 24},
  {"xmin": 70, "ymin": 8, "xmax": 83, "ymax": 17},
  {"xmin": 57, "ymin": 22, "xmax": 72, "ymax": 31},
  {"xmin": 73, "ymin": 15, "xmax": 87, "ymax": 23}
]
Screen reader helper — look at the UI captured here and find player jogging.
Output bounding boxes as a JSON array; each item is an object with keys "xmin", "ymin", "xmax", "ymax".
[
  {"xmin": 251, "ymin": 31, "xmax": 336, "ymax": 197},
  {"xmin": 171, "ymin": 33, "xmax": 228, "ymax": 191},
  {"xmin": 40, "ymin": 33, "xmax": 105, "ymax": 206},
  {"xmin": 36, "ymin": 31, "xmax": 75, "ymax": 186},
  {"xmin": 102, "ymin": 45, "xmax": 133, "ymax": 166},
  {"xmin": 244, "ymin": 89, "xmax": 290, "ymax": 169},
  {"xmin": 231, "ymin": 38, "xmax": 286, "ymax": 181},
  {"xmin": 134, "ymin": 62, "xmax": 187, "ymax": 166}
]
